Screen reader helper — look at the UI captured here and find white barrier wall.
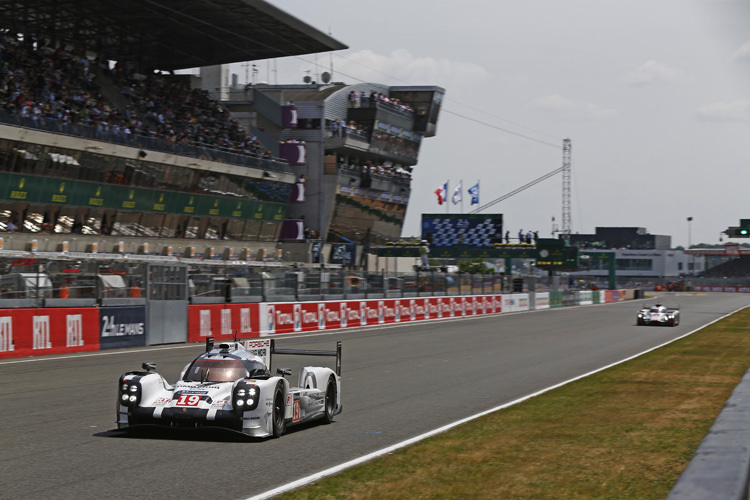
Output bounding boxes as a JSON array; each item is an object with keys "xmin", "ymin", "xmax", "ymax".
[
  {"xmin": 579, "ymin": 290, "xmax": 593, "ymax": 305},
  {"xmin": 535, "ymin": 292, "xmax": 550, "ymax": 310}
]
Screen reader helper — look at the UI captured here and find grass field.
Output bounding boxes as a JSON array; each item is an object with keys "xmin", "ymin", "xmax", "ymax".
[{"xmin": 275, "ymin": 307, "xmax": 750, "ymax": 500}]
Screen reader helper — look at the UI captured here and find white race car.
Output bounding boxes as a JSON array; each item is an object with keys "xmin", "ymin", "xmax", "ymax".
[
  {"xmin": 116, "ymin": 338, "xmax": 341, "ymax": 438},
  {"xmin": 636, "ymin": 304, "xmax": 680, "ymax": 327}
]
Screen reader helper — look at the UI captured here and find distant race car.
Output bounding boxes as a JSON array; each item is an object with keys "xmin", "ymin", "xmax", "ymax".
[
  {"xmin": 116, "ymin": 338, "xmax": 342, "ymax": 438},
  {"xmin": 636, "ymin": 304, "xmax": 680, "ymax": 327}
]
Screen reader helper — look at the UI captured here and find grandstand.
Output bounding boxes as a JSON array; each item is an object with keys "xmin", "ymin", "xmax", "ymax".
[
  {"xmin": 0, "ymin": 1, "xmax": 347, "ymax": 259},
  {"xmin": 0, "ymin": 1, "xmax": 442, "ymax": 267},
  {"xmin": 221, "ymin": 82, "xmax": 444, "ymax": 250}
]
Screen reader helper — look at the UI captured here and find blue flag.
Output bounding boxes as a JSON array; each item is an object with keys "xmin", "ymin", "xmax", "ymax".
[{"xmin": 468, "ymin": 183, "xmax": 479, "ymax": 205}]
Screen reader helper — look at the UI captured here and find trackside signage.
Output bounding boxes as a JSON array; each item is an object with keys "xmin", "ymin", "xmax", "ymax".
[
  {"xmin": 258, "ymin": 295, "xmax": 507, "ymax": 336},
  {"xmin": 186, "ymin": 303, "xmax": 260, "ymax": 343},
  {"xmin": 692, "ymin": 286, "xmax": 750, "ymax": 293},
  {"xmin": 2, "ymin": 290, "xmax": 638, "ymax": 359},
  {"xmin": 0, "ymin": 308, "xmax": 100, "ymax": 359},
  {"xmin": 99, "ymin": 306, "xmax": 146, "ymax": 350}
]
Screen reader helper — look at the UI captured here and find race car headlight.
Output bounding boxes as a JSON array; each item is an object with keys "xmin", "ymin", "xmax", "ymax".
[
  {"xmin": 233, "ymin": 383, "xmax": 260, "ymax": 412},
  {"xmin": 119, "ymin": 379, "xmax": 142, "ymax": 407}
]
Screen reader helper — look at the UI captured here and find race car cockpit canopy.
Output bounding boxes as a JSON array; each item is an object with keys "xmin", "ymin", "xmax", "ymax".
[
  {"xmin": 650, "ymin": 305, "xmax": 666, "ymax": 313},
  {"xmin": 183, "ymin": 358, "xmax": 268, "ymax": 383}
]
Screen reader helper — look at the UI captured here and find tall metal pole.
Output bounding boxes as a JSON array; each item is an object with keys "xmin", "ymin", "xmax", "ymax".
[
  {"xmin": 562, "ymin": 138, "xmax": 572, "ymax": 237},
  {"xmin": 687, "ymin": 216, "xmax": 693, "ymax": 274}
]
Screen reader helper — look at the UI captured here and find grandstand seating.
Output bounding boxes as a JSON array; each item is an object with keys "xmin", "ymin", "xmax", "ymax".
[
  {"xmin": 699, "ymin": 256, "xmax": 750, "ymax": 278},
  {"xmin": 0, "ymin": 33, "xmax": 274, "ymax": 161}
]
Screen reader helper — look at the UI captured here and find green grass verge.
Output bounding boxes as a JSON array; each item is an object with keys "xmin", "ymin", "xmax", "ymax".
[{"xmin": 276, "ymin": 307, "xmax": 750, "ymax": 500}]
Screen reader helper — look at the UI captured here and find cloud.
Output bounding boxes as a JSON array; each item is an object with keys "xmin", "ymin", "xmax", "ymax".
[
  {"xmin": 332, "ymin": 49, "xmax": 489, "ymax": 88},
  {"xmin": 732, "ymin": 41, "xmax": 750, "ymax": 62},
  {"xmin": 626, "ymin": 60, "xmax": 681, "ymax": 87},
  {"xmin": 696, "ymin": 100, "xmax": 750, "ymax": 122},
  {"xmin": 533, "ymin": 94, "xmax": 576, "ymax": 112},
  {"xmin": 532, "ymin": 94, "xmax": 616, "ymax": 120}
]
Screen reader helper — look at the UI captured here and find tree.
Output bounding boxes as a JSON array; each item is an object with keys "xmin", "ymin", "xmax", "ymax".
[{"xmin": 457, "ymin": 258, "xmax": 493, "ymax": 274}]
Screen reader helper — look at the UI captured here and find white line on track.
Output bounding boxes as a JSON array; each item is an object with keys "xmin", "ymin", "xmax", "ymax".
[{"xmin": 243, "ymin": 305, "xmax": 748, "ymax": 500}]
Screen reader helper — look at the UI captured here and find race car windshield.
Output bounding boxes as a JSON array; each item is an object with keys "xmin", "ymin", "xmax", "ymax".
[{"xmin": 184, "ymin": 359, "xmax": 247, "ymax": 382}]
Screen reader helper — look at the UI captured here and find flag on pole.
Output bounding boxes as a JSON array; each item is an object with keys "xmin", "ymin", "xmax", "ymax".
[
  {"xmin": 468, "ymin": 182, "xmax": 479, "ymax": 205},
  {"xmin": 435, "ymin": 182, "xmax": 448, "ymax": 205},
  {"xmin": 452, "ymin": 180, "xmax": 462, "ymax": 205}
]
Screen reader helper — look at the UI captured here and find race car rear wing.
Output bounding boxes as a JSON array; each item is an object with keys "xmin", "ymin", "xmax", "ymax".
[
  {"xmin": 641, "ymin": 304, "xmax": 681, "ymax": 310},
  {"xmin": 271, "ymin": 339, "xmax": 342, "ymax": 377},
  {"xmin": 204, "ymin": 336, "xmax": 342, "ymax": 376}
]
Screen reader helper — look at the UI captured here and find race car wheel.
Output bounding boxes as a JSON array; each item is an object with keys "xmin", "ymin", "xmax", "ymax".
[
  {"xmin": 272, "ymin": 383, "xmax": 286, "ymax": 438},
  {"xmin": 323, "ymin": 377, "xmax": 336, "ymax": 424}
]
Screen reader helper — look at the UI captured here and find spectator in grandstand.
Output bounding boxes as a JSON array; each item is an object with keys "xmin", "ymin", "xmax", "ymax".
[
  {"xmin": 348, "ymin": 91, "xmax": 359, "ymax": 108},
  {"xmin": 518, "ymin": 229, "xmax": 524, "ymax": 243}
]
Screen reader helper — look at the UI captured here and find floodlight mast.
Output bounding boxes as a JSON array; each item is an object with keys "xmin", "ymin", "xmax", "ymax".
[
  {"xmin": 561, "ymin": 138, "xmax": 572, "ymax": 236},
  {"xmin": 469, "ymin": 139, "xmax": 573, "ymax": 234}
]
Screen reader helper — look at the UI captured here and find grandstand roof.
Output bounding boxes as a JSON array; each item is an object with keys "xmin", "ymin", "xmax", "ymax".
[{"xmin": 0, "ymin": 0, "xmax": 348, "ymax": 71}]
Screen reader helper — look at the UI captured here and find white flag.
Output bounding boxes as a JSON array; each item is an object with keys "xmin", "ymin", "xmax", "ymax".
[{"xmin": 452, "ymin": 181, "xmax": 462, "ymax": 205}]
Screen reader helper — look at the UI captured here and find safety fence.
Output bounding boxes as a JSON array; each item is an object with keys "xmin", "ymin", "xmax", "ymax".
[
  {"xmin": 0, "ymin": 289, "xmax": 636, "ymax": 359},
  {"xmin": 0, "ymin": 257, "xmax": 514, "ymax": 304}
]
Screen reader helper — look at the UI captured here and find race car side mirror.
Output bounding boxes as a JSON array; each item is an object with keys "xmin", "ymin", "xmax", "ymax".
[
  {"xmin": 142, "ymin": 362, "xmax": 156, "ymax": 373},
  {"xmin": 276, "ymin": 368, "xmax": 292, "ymax": 377}
]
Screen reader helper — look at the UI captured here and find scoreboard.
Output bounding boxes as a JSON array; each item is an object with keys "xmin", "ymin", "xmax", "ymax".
[{"xmin": 421, "ymin": 214, "xmax": 503, "ymax": 247}]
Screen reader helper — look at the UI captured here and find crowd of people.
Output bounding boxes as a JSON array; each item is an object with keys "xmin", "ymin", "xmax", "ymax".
[
  {"xmin": 0, "ymin": 33, "xmax": 276, "ymax": 159},
  {"xmin": 0, "ymin": 33, "xmax": 101, "ymax": 126},
  {"xmin": 330, "ymin": 118, "xmax": 369, "ymax": 139},
  {"xmin": 369, "ymin": 132, "xmax": 419, "ymax": 161},
  {"xmin": 0, "ymin": 33, "xmax": 426, "ymax": 171},
  {"xmin": 338, "ymin": 160, "xmax": 412, "ymax": 185},
  {"xmin": 107, "ymin": 64, "xmax": 270, "ymax": 156},
  {"xmin": 515, "ymin": 230, "xmax": 539, "ymax": 244},
  {"xmin": 348, "ymin": 90, "xmax": 414, "ymax": 114}
]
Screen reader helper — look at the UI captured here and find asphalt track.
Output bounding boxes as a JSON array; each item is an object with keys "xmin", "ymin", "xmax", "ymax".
[{"xmin": 1, "ymin": 293, "xmax": 748, "ymax": 500}]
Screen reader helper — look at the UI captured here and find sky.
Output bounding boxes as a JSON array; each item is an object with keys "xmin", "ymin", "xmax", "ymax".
[{"xmin": 248, "ymin": 0, "xmax": 749, "ymax": 248}]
